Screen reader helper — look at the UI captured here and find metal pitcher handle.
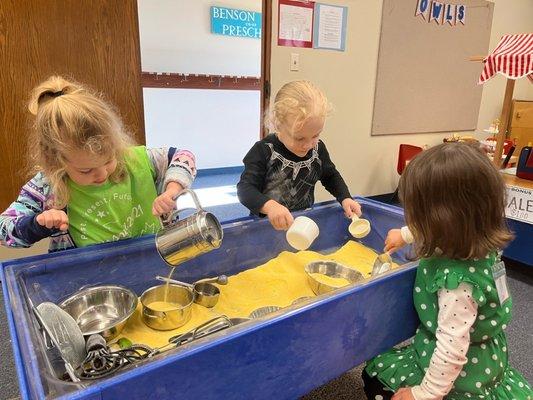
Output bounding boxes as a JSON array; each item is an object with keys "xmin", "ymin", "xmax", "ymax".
[{"xmin": 161, "ymin": 189, "xmax": 204, "ymax": 227}]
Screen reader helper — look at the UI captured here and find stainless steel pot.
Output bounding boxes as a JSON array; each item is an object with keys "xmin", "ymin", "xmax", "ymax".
[
  {"xmin": 155, "ymin": 189, "xmax": 223, "ymax": 267},
  {"xmin": 155, "ymin": 275, "xmax": 228, "ymax": 308},
  {"xmin": 140, "ymin": 284, "xmax": 194, "ymax": 331}
]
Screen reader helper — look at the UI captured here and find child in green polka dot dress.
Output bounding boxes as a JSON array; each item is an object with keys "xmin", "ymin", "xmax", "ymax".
[{"xmin": 364, "ymin": 143, "xmax": 532, "ymax": 400}]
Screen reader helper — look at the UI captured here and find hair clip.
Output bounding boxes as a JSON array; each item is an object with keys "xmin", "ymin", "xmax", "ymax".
[{"xmin": 38, "ymin": 90, "xmax": 64, "ymax": 103}]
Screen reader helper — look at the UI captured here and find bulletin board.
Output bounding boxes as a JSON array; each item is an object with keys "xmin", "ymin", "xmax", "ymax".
[{"xmin": 371, "ymin": 0, "xmax": 494, "ymax": 136}]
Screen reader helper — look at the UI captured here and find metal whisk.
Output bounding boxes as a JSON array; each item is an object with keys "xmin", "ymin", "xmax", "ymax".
[{"xmin": 77, "ymin": 334, "xmax": 154, "ymax": 380}]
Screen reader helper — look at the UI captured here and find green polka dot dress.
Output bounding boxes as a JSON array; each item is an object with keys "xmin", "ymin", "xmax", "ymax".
[{"xmin": 365, "ymin": 254, "xmax": 532, "ymax": 399}]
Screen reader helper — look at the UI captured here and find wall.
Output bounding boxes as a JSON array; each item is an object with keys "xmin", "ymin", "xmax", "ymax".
[
  {"xmin": 270, "ymin": 0, "xmax": 533, "ymax": 201},
  {"xmin": 138, "ymin": 0, "xmax": 261, "ymax": 76},
  {"xmin": 138, "ymin": 0, "xmax": 262, "ymax": 168},
  {"xmin": 143, "ymin": 88, "xmax": 260, "ymax": 169}
]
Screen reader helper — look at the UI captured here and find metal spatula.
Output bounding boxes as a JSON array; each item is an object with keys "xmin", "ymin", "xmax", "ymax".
[
  {"xmin": 371, "ymin": 252, "xmax": 392, "ymax": 277},
  {"xmin": 34, "ymin": 302, "xmax": 86, "ymax": 381}
]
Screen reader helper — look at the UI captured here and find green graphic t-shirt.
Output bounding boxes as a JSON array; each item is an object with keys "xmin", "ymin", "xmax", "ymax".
[{"xmin": 67, "ymin": 146, "xmax": 161, "ymax": 247}]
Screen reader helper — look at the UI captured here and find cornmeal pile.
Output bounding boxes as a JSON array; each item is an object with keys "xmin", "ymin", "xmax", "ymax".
[{"xmin": 118, "ymin": 241, "xmax": 398, "ymax": 348}]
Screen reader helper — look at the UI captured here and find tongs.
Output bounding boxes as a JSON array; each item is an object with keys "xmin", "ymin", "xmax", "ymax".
[{"xmin": 168, "ymin": 315, "xmax": 233, "ymax": 346}]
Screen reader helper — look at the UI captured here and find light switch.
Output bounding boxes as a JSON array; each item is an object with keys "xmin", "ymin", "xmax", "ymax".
[{"xmin": 290, "ymin": 53, "xmax": 299, "ymax": 71}]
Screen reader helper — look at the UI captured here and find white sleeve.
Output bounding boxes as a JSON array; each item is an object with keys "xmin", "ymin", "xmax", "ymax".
[
  {"xmin": 411, "ymin": 282, "xmax": 477, "ymax": 400},
  {"xmin": 400, "ymin": 226, "xmax": 415, "ymax": 244}
]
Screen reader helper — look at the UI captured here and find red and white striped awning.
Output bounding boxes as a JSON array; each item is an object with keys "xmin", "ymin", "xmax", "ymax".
[{"xmin": 478, "ymin": 33, "xmax": 533, "ymax": 84}]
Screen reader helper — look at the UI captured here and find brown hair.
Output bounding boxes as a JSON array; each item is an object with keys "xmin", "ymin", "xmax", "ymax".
[
  {"xmin": 27, "ymin": 76, "xmax": 134, "ymax": 208},
  {"xmin": 399, "ymin": 142, "xmax": 513, "ymax": 259},
  {"xmin": 265, "ymin": 80, "xmax": 332, "ymax": 135}
]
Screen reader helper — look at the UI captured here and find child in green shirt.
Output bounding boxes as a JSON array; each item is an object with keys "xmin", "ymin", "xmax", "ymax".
[{"xmin": 0, "ymin": 76, "xmax": 196, "ymax": 251}]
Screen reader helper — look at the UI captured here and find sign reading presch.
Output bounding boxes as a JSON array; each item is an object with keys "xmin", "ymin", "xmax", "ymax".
[
  {"xmin": 505, "ymin": 185, "xmax": 533, "ymax": 225},
  {"xmin": 211, "ymin": 6, "xmax": 261, "ymax": 39}
]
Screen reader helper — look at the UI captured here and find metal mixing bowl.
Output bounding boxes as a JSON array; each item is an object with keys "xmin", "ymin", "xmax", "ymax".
[
  {"xmin": 305, "ymin": 261, "xmax": 365, "ymax": 295},
  {"xmin": 58, "ymin": 285, "xmax": 138, "ymax": 340}
]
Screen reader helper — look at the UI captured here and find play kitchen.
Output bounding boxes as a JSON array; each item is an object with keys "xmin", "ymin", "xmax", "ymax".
[{"xmin": 1, "ymin": 198, "xmax": 415, "ymax": 399}]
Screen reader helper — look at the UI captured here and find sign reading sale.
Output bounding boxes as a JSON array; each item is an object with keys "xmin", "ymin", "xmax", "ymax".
[{"xmin": 505, "ymin": 185, "xmax": 533, "ymax": 225}]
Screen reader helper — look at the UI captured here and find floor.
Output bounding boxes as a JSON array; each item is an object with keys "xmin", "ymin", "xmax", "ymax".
[{"xmin": 0, "ymin": 171, "xmax": 531, "ymax": 399}]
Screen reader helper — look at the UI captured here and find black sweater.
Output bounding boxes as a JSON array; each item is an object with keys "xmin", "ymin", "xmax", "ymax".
[{"xmin": 237, "ymin": 134, "xmax": 351, "ymax": 215}]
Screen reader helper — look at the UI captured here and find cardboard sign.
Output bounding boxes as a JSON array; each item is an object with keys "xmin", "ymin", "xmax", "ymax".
[{"xmin": 505, "ymin": 185, "xmax": 533, "ymax": 225}]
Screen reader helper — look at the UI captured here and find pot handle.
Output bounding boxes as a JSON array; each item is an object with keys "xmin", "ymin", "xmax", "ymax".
[
  {"xmin": 161, "ymin": 189, "xmax": 204, "ymax": 227},
  {"xmin": 142, "ymin": 307, "xmax": 167, "ymax": 320}
]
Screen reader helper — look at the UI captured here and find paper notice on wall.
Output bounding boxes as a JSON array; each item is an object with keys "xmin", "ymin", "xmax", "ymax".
[
  {"xmin": 278, "ymin": 0, "xmax": 314, "ymax": 48},
  {"xmin": 505, "ymin": 185, "xmax": 533, "ymax": 225},
  {"xmin": 313, "ymin": 3, "xmax": 347, "ymax": 51}
]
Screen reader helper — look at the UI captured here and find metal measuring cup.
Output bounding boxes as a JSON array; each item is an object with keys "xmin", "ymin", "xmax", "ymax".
[{"xmin": 156, "ymin": 275, "xmax": 228, "ymax": 308}]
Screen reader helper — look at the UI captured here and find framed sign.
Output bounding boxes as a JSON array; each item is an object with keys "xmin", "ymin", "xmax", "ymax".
[
  {"xmin": 278, "ymin": 0, "xmax": 314, "ymax": 48},
  {"xmin": 313, "ymin": 3, "xmax": 348, "ymax": 51}
]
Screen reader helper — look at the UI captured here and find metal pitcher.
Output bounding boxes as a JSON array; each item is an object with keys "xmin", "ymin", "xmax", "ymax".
[{"xmin": 155, "ymin": 189, "xmax": 223, "ymax": 267}]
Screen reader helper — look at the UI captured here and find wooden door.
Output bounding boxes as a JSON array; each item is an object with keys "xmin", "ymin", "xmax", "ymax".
[
  {"xmin": 0, "ymin": 0, "xmax": 144, "ymax": 210},
  {"xmin": 510, "ymin": 100, "xmax": 533, "ymax": 158},
  {"xmin": 261, "ymin": 0, "xmax": 272, "ymax": 138}
]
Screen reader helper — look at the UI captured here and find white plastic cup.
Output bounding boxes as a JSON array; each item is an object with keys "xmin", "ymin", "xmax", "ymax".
[
  {"xmin": 286, "ymin": 216, "xmax": 319, "ymax": 250},
  {"xmin": 348, "ymin": 215, "xmax": 371, "ymax": 238}
]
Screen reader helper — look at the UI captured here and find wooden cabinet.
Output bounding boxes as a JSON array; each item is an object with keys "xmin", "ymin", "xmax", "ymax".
[
  {"xmin": 509, "ymin": 100, "xmax": 533, "ymax": 157},
  {"xmin": 0, "ymin": 0, "xmax": 144, "ymax": 210}
]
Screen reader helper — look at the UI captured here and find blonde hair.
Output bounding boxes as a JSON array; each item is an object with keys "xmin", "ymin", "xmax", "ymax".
[
  {"xmin": 27, "ymin": 76, "xmax": 134, "ymax": 208},
  {"xmin": 399, "ymin": 142, "xmax": 513, "ymax": 260},
  {"xmin": 265, "ymin": 80, "xmax": 332, "ymax": 135}
]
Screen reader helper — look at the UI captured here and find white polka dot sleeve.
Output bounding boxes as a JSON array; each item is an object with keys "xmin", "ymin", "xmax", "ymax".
[
  {"xmin": 411, "ymin": 282, "xmax": 478, "ymax": 400},
  {"xmin": 400, "ymin": 226, "xmax": 414, "ymax": 244}
]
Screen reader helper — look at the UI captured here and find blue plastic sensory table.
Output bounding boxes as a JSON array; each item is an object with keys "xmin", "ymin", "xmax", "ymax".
[{"xmin": 1, "ymin": 198, "xmax": 419, "ymax": 400}]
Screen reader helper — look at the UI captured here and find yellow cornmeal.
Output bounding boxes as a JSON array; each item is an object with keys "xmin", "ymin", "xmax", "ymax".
[
  {"xmin": 118, "ymin": 241, "xmax": 398, "ymax": 348},
  {"xmin": 147, "ymin": 301, "xmax": 181, "ymax": 312},
  {"xmin": 310, "ymin": 273, "xmax": 350, "ymax": 287}
]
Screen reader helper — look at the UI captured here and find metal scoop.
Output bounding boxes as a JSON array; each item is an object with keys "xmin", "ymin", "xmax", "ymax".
[
  {"xmin": 34, "ymin": 302, "xmax": 86, "ymax": 382},
  {"xmin": 371, "ymin": 252, "xmax": 392, "ymax": 277}
]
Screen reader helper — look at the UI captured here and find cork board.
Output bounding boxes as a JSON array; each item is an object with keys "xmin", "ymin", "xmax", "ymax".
[{"xmin": 371, "ymin": 0, "xmax": 494, "ymax": 135}]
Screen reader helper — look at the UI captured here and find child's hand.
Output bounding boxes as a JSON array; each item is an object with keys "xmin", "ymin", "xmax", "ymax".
[
  {"xmin": 341, "ymin": 198, "xmax": 362, "ymax": 218},
  {"xmin": 392, "ymin": 387, "xmax": 415, "ymax": 400},
  {"xmin": 262, "ymin": 200, "xmax": 294, "ymax": 230},
  {"xmin": 36, "ymin": 209, "xmax": 69, "ymax": 231},
  {"xmin": 384, "ymin": 228, "xmax": 407, "ymax": 253},
  {"xmin": 152, "ymin": 182, "xmax": 184, "ymax": 216}
]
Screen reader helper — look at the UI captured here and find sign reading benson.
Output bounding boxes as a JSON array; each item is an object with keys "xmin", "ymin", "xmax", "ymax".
[{"xmin": 211, "ymin": 6, "xmax": 262, "ymax": 39}]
